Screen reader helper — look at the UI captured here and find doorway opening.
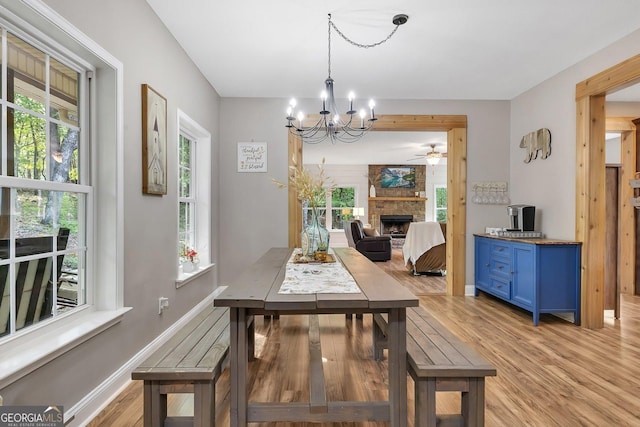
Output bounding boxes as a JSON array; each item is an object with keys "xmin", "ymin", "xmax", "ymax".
[
  {"xmin": 576, "ymin": 54, "xmax": 640, "ymax": 328},
  {"xmin": 287, "ymin": 114, "xmax": 467, "ymax": 295}
]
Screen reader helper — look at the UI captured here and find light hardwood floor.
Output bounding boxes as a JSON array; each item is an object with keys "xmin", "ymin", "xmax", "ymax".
[{"xmin": 88, "ymin": 250, "xmax": 640, "ymax": 426}]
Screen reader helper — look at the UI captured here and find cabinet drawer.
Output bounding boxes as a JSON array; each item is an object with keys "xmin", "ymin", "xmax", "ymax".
[
  {"xmin": 490, "ymin": 277, "xmax": 511, "ymax": 299},
  {"xmin": 491, "ymin": 242, "xmax": 511, "ymax": 258},
  {"xmin": 491, "ymin": 259, "xmax": 511, "ymax": 277}
]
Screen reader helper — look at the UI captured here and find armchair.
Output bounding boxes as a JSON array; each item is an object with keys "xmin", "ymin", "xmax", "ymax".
[{"xmin": 344, "ymin": 220, "xmax": 392, "ymax": 262}]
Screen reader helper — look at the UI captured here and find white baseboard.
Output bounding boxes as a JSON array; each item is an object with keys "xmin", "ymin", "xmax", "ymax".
[{"xmin": 65, "ymin": 287, "xmax": 226, "ymax": 426}]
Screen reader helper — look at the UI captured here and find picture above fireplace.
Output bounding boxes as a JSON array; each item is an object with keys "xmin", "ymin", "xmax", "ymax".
[{"xmin": 381, "ymin": 167, "xmax": 415, "ymax": 188}]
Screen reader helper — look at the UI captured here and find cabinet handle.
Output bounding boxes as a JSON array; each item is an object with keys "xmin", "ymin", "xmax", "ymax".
[
  {"xmin": 497, "ymin": 265, "xmax": 503, "ymax": 270},
  {"xmin": 497, "ymin": 248, "xmax": 503, "ymax": 252},
  {"xmin": 511, "ymin": 271, "xmax": 514, "ymax": 275},
  {"xmin": 485, "ymin": 263, "xmax": 490, "ymax": 267}
]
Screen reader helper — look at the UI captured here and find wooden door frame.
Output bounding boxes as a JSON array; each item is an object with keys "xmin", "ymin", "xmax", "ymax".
[
  {"xmin": 606, "ymin": 117, "xmax": 637, "ymax": 301},
  {"xmin": 288, "ymin": 114, "xmax": 468, "ymax": 296},
  {"xmin": 576, "ymin": 54, "xmax": 640, "ymax": 328}
]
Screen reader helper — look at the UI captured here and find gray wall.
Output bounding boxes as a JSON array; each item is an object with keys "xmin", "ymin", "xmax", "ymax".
[
  {"xmin": 219, "ymin": 98, "xmax": 511, "ymax": 287},
  {"xmin": 510, "ymin": 29, "xmax": 640, "ymax": 239},
  {"xmin": 2, "ymin": 0, "xmax": 221, "ymax": 409}
]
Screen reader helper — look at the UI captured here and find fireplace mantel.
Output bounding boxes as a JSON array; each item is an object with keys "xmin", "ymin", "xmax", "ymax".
[{"xmin": 369, "ymin": 197, "xmax": 427, "ymax": 201}]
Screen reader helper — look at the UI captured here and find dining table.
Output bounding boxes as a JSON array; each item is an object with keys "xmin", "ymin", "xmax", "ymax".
[{"xmin": 215, "ymin": 246, "xmax": 419, "ymax": 427}]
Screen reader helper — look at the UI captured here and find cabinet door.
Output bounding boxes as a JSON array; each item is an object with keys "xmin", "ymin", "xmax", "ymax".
[
  {"xmin": 512, "ymin": 244, "xmax": 535, "ymax": 308},
  {"xmin": 475, "ymin": 237, "xmax": 492, "ymax": 290}
]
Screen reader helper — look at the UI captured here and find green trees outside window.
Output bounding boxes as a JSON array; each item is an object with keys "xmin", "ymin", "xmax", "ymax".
[{"xmin": 435, "ymin": 185, "xmax": 448, "ymax": 223}]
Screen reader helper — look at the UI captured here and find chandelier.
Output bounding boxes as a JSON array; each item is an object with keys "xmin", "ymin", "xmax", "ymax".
[{"xmin": 286, "ymin": 13, "xmax": 409, "ymax": 144}]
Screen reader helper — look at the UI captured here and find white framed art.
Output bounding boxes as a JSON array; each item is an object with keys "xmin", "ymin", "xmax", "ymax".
[{"xmin": 237, "ymin": 142, "xmax": 267, "ymax": 172}]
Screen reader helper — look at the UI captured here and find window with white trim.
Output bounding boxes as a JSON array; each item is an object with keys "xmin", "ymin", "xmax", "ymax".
[
  {"xmin": 176, "ymin": 110, "xmax": 211, "ymax": 281},
  {"xmin": 0, "ymin": 1, "xmax": 125, "ymax": 388},
  {"xmin": 328, "ymin": 186, "xmax": 355, "ymax": 230},
  {"xmin": 178, "ymin": 132, "xmax": 196, "ymax": 257},
  {"xmin": 434, "ymin": 184, "xmax": 447, "ymax": 222},
  {"xmin": 302, "ymin": 186, "xmax": 356, "ymax": 230},
  {"xmin": 0, "ymin": 26, "xmax": 89, "ymax": 338}
]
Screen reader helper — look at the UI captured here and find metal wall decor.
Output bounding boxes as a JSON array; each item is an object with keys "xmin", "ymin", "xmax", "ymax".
[{"xmin": 520, "ymin": 128, "xmax": 551, "ymax": 163}]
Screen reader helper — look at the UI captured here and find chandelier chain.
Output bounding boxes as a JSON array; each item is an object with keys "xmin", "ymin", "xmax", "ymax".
[
  {"xmin": 329, "ymin": 16, "xmax": 401, "ymax": 49},
  {"xmin": 327, "ymin": 14, "xmax": 401, "ymax": 77}
]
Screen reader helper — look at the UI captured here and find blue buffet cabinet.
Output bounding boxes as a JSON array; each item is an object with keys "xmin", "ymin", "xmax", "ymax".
[{"xmin": 474, "ymin": 235, "xmax": 581, "ymax": 326}]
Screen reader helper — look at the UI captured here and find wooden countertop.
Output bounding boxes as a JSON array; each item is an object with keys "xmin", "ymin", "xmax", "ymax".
[{"xmin": 474, "ymin": 233, "xmax": 582, "ymax": 245}]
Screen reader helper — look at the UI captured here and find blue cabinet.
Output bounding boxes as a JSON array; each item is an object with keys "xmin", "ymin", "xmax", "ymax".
[{"xmin": 474, "ymin": 235, "xmax": 581, "ymax": 326}]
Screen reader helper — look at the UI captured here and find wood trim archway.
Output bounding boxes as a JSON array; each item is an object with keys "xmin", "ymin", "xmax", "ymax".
[
  {"xmin": 605, "ymin": 117, "xmax": 637, "ymax": 300},
  {"xmin": 288, "ymin": 114, "xmax": 468, "ymax": 295},
  {"xmin": 576, "ymin": 54, "xmax": 640, "ymax": 328}
]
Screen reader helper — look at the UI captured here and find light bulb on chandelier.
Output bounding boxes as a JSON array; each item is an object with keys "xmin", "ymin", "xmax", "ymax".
[{"xmin": 286, "ymin": 13, "xmax": 408, "ymax": 144}]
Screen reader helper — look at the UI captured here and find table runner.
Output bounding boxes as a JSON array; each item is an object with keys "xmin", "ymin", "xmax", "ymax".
[{"xmin": 278, "ymin": 248, "xmax": 361, "ymax": 294}]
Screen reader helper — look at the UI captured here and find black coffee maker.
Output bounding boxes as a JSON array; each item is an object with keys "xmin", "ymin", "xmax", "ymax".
[{"xmin": 507, "ymin": 205, "xmax": 535, "ymax": 231}]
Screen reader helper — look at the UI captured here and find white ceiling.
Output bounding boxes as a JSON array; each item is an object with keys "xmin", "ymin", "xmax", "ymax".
[
  {"xmin": 145, "ymin": 0, "xmax": 640, "ymax": 164},
  {"xmin": 304, "ymin": 131, "xmax": 447, "ymax": 165},
  {"xmin": 146, "ymin": 0, "xmax": 640, "ymax": 101}
]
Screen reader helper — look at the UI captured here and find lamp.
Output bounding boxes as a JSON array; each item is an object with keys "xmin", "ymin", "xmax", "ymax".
[
  {"xmin": 286, "ymin": 13, "xmax": 408, "ymax": 144},
  {"xmin": 353, "ymin": 207, "xmax": 364, "ymax": 219}
]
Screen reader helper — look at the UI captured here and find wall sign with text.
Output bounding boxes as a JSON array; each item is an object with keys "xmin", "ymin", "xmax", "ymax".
[{"xmin": 237, "ymin": 142, "xmax": 267, "ymax": 172}]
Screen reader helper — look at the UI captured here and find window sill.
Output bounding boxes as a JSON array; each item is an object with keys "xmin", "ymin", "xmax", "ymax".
[
  {"xmin": 0, "ymin": 306, "xmax": 131, "ymax": 389},
  {"xmin": 176, "ymin": 262, "xmax": 215, "ymax": 288}
]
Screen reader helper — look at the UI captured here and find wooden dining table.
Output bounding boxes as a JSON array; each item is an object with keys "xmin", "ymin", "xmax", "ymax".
[{"xmin": 215, "ymin": 247, "xmax": 419, "ymax": 427}]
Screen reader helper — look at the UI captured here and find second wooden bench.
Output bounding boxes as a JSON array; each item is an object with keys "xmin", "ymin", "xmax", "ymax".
[
  {"xmin": 131, "ymin": 305, "xmax": 232, "ymax": 427},
  {"xmin": 373, "ymin": 306, "xmax": 497, "ymax": 427}
]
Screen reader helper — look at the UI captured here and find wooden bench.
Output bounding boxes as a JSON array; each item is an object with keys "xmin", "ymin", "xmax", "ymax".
[
  {"xmin": 131, "ymin": 305, "xmax": 232, "ymax": 427},
  {"xmin": 373, "ymin": 307, "xmax": 497, "ymax": 427}
]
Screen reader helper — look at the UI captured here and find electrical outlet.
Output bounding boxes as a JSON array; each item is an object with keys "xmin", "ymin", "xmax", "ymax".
[{"xmin": 158, "ymin": 297, "xmax": 169, "ymax": 314}]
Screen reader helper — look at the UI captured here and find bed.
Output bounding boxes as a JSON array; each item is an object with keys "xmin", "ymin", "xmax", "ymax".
[{"xmin": 402, "ymin": 222, "xmax": 446, "ymax": 275}]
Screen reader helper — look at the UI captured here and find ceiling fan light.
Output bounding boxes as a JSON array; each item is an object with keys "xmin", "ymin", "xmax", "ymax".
[{"xmin": 426, "ymin": 156, "xmax": 440, "ymax": 165}]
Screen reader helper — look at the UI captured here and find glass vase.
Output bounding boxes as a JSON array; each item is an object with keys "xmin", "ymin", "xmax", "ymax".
[{"xmin": 301, "ymin": 207, "xmax": 330, "ymax": 258}]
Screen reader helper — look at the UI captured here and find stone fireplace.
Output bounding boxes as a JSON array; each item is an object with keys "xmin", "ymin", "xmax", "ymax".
[
  {"xmin": 380, "ymin": 215, "xmax": 413, "ymax": 237},
  {"xmin": 367, "ymin": 165, "xmax": 426, "ymax": 232}
]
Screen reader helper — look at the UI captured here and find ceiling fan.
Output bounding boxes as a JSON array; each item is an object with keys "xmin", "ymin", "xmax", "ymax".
[{"xmin": 407, "ymin": 144, "xmax": 447, "ymax": 165}]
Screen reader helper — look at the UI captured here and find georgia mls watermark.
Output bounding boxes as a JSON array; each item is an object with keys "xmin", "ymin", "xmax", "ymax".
[{"xmin": 0, "ymin": 406, "xmax": 63, "ymax": 427}]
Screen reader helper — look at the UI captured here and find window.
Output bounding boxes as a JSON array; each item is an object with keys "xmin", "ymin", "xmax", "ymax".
[
  {"xmin": 328, "ymin": 187, "xmax": 355, "ymax": 230},
  {"xmin": 302, "ymin": 186, "xmax": 356, "ymax": 230},
  {"xmin": 178, "ymin": 133, "xmax": 196, "ymax": 257},
  {"xmin": 176, "ymin": 110, "xmax": 211, "ymax": 282},
  {"xmin": 0, "ymin": 28, "xmax": 88, "ymax": 338},
  {"xmin": 0, "ymin": 2, "xmax": 125, "ymax": 388},
  {"xmin": 434, "ymin": 185, "xmax": 447, "ymax": 222}
]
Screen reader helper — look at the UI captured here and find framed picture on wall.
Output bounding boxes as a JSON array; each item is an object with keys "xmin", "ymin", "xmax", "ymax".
[
  {"xmin": 141, "ymin": 84, "xmax": 167, "ymax": 195},
  {"xmin": 237, "ymin": 142, "xmax": 268, "ymax": 172},
  {"xmin": 381, "ymin": 166, "xmax": 416, "ymax": 188}
]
